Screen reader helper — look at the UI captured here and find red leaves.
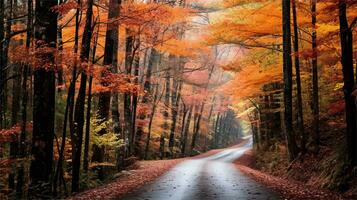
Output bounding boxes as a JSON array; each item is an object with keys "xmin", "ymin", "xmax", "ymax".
[
  {"xmin": 0, "ymin": 126, "xmax": 20, "ymax": 143},
  {"xmin": 0, "ymin": 123, "xmax": 32, "ymax": 143},
  {"xmin": 52, "ymin": 0, "xmax": 79, "ymax": 15},
  {"xmin": 328, "ymin": 100, "xmax": 345, "ymax": 115}
]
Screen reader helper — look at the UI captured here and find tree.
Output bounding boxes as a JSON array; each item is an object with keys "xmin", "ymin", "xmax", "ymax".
[
  {"xmin": 311, "ymin": 0, "xmax": 320, "ymax": 152},
  {"xmin": 338, "ymin": 0, "xmax": 356, "ymax": 166},
  {"xmin": 0, "ymin": 0, "xmax": 5, "ymax": 128},
  {"xmin": 292, "ymin": 0, "xmax": 306, "ymax": 152},
  {"xmin": 30, "ymin": 0, "xmax": 57, "ymax": 195},
  {"xmin": 93, "ymin": 0, "xmax": 121, "ymax": 179},
  {"xmin": 72, "ymin": 0, "xmax": 94, "ymax": 192},
  {"xmin": 282, "ymin": 0, "xmax": 298, "ymax": 161}
]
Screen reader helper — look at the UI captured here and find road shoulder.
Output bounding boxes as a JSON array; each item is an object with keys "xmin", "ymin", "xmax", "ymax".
[
  {"xmin": 68, "ymin": 159, "xmax": 184, "ymax": 199},
  {"xmin": 234, "ymin": 150, "xmax": 344, "ymax": 200}
]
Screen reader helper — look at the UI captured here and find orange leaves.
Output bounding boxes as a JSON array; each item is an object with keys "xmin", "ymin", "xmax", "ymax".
[
  {"xmin": 208, "ymin": 1, "xmax": 282, "ymax": 47},
  {"xmin": 10, "ymin": 43, "xmax": 60, "ymax": 71},
  {"xmin": 222, "ymin": 64, "xmax": 282, "ymax": 99},
  {"xmin": 156, "ymin": 39, "xmax": 206, "ymax": 57},
  {"xmin": 120, "ymin": 2, "xmax": 193, "ymax": 27}
]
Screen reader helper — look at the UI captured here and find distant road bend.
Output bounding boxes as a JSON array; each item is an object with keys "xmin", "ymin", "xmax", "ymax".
[{"xmin": 122, "ymin": 137, "xmax": 280, "ymax": 200}]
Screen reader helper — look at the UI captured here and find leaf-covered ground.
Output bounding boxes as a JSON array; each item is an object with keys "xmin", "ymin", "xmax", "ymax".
[{"xmin": 234, "ymin": 150, "xmax": 346, "ymax": 200}]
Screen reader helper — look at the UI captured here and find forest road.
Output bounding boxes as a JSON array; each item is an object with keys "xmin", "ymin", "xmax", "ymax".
[{"xmin": 121, "ymin": 137, "xmax": 280, "ymax": 200}]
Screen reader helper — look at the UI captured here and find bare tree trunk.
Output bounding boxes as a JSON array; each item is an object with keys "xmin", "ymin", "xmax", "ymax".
[
  {"xmin": 169, "ymin": 74, "xmax": 182, "ymax": 157},
  {"xmin": 282, "ymin": 0, "xmax": 299, "ymax": 161},
  {"xmin": 71, "ymin": 0, "xmax": 94, "ymax": 192},
  {"xmin": 144, "ymin": 84, "xmax": 160, "ymax": 159},
  {"xmin": 29, "ymin": 0, "xmax": 57, "ymax": 196},
  {"xmin": 16, "ymin": 1, "xmax": 32, "ymax": 197},
  {"xmin": 311, "ymin": 0, "xmax": 319, "ymax": 153},
  {"xmin": 123, "ymin": 28, "xmax": 134, "ymax": 155},
  {"xmin": 338, "ymin": 0, "xmax": 357, "ymax": 166},
  {"xmin": 190, "ymin": 102, "xmax": 204, "ymax": 155},
  {"xmin": 181, "ymin": 105, "xmax": 193, "ymax": 156},
  {"xmin": 83, "ymin": 27, "xmax": 99, "ymax": 173},
  {"xmin": 0, "ymin": 0, "xmax": 5, "ymax": 128},
  {"xmin": 292, "ymin": 0, "xmax": 305, "ymax": 153}
]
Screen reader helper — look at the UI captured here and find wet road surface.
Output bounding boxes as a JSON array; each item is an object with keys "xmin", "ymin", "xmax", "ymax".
[{"xmin": 121, "ymin": 138, "xmax": 280, "ymax": 200}]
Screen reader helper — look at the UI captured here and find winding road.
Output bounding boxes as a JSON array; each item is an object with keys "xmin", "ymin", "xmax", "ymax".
[{"xmin": 121, "ymin": 137, "xmax": 280, "ymax": 200}]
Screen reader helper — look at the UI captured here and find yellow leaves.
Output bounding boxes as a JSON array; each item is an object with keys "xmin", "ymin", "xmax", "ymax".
[
  {"xmin": 90, "ymin": 114, "xmax": 124, "ymax": 148},
  {"xmin": 333, "ymin": 83, "xmax": 344, "ymax": 91},
  {"xmin": 208, "ymin": 1, "xmax": 282, "ymax": 47}
]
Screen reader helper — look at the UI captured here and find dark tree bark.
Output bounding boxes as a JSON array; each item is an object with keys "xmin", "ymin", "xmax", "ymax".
[
  {"xmin": 311, "ymin": 0, "xmax": 319, "ymax": 152},
  {"xmin": 282, "ymin": 0, "xmax": 298, "ymax": 161},
  {"xmin": 0, "ymin": 0, "xmax": 5, "ymax": 128},
  {"xmin": 181, "ymin": 105, "xmax": 193, "ymax": 156},
  {"xmin": 71, "ymin": 0, "xmax": 94, "ymax": 192},
  {"xmin": 16, "ymin": 0, "xmax": 32, "ymax": 197},
  {"xmin": 161, "ymin": 63, "xmax": 171, "ymax": 158},
  {"xmin": 8, "ymin": 0, "xmax": 18, "ymax": 192},
  {"xmin": 132, "ymin": 43, "xmax": 141, "ymax": 156},
  {"xmin": 292, "ymin": 0, "xmax": 306, "ymax": 152},
  {"xmin": 214, "ymin": 114, "xmax": 220, "ymax": 148},
  {"xmin": 190, "ymin": 102, "xmax": 204, "ymax": 155},
  {"xmin": 169, "ymin": 61, "xmax": 182, "ymax": 157},
  {"xmin": 83, "ymin": 26, "xmax": 99, "ymax": 173},
  {"xmin": 338, "ymin": 0, "xmax": 357, "ymax": 166},
  {"xmin": 29, "ymin": 0, "xmax": 57, "ymax": 195},
  {"xmin": 168, "ymin": 82, "xmax": 182, "ymax": 156}
]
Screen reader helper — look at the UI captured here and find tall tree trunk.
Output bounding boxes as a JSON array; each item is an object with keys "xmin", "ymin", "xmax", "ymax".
[
  {"xmin": 190, "ymin": 102, "xmax": 204, "ymax": 155},
  {"xmin": 169, "ymin": 72, "xmax": 182, "ymax": 157},
  {"xmin": 311, "ymin": 0, "xmax": 319, "ymax": 152},
  {"xmin": 8, "ymin": 0, "xmax": 18, "ymax": 192},
  {"xmin": 83, "ymin": 27, "xmax": 99, "ymax": 173},
  {"xmin": 124, "ymin": 29, "xmax": 133, "ymax": 155},
  {"xmin": 292, "ymin": 0, "xmax": 306, "ymax": 152},
  {"xmin": 144, "ymin": 84, "xmax": 160, "ymax": 159},
  {"xmin": 338, "ymin": 0, "xmax": 357, "ymax": 166},
  {"xmin": 71, "ymin": 0, "xmax": 94, "ymax": 192},
  {"xmin": 181, "ymin": 105, "xmax": 193, "ymax": 156},
  {"xmin": 282, "ymin": 0, "xmax": 298, "ymax": 161},
  {"xmin": 93, "ymin": 0, "xmax": 120, "ymax": 179},
  {"xmin": 138, "ymin": 47, "xmax": 158, "ymax": 158},
  {"xmin": 30, "ymin": 0, "xmax": 57, "ymax": 196},
  {"xmin": 132, "ymin": 43, "xmax": 140, "ymax": 157},
  {"xmin": 214, "ymin": 114, "xmax": 220, "ymax": 148},
  {"xmin": 0, "ymin": 0, "xmax": 5, "ymax": 128},
  {"xmin": 161, "ymin": 64, "xmax": 171, "ymax": 157},
  {"xmin": 16, "ymin": 0, "xmax": 32, "ymax": 197}
]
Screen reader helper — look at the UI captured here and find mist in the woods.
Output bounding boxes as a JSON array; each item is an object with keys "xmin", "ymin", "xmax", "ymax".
[{"xmin": 0, "ymin": 0, "xmax": 356, "ymax": 199}]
